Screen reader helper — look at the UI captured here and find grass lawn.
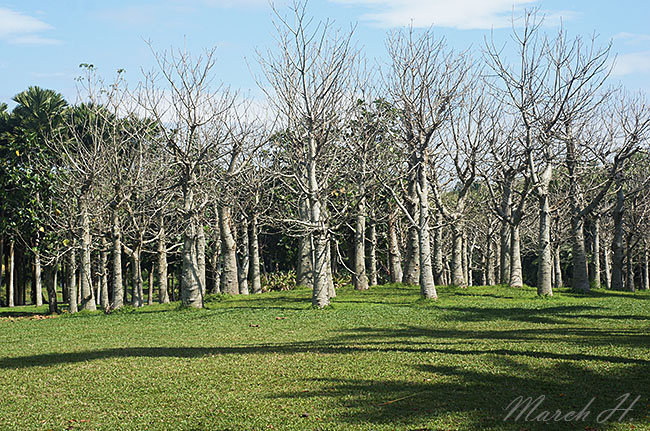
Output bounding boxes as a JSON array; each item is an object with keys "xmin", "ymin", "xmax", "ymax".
[{"xmin": 0, "ymin": 284, "xmax": 649, "ymax": 431}]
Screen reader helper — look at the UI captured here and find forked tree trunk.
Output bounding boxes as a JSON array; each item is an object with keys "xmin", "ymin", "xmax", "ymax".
[
  {"xmin": 368, "ymin": 220, "xmax": 378, "ymax": 286},
  {"xmin": 387, "ymin": 210, "xmax": 403, "ymax": 283},
  {"xmin": 248, "ymin": 213, "xmax": 262, "ymax": 294},
  {"xmin": 219, "ymin": 205, "xmax": 239, "ymax": 295}
]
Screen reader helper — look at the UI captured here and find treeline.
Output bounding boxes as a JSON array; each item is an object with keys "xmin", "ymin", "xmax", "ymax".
[{"xmin": 0, "ymin": 5, "xmax": 649, "ymax": 313}]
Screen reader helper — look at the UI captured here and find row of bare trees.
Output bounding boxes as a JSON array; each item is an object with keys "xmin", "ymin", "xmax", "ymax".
[{"xmin": 1, "ymin": 5, "xmax": 649, "ymax": 312}]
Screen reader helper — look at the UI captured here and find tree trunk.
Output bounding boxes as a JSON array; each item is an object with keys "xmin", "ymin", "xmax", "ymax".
[
  {"xmin": 248, "ymin": 213, "xmax": 262, "ymax": 294},
  {"xmin": 417, "ymin": 153, "xmax": 437, "ymax": 299},
  {"xmin": 625, "ymin": 234, "xmax": 635, "ymax": 292},
  {"xmin": 353, "ymin": 197, "xmax": 369, "ymax": 290},
  {"xmin": 589, "ymin": 216, "xmax": 601, "ymax": 288},
  {"xmin": 219, "ymin": 205, "xmax": 239, "ymax": 295},
  {"xmin": 432, "ymin": 213, "xmax": 444, "ymax": 285},
  {"xmin": 368, "ymin": 220, "xmax": 378, "ymax": 286},
  {"xmin": 642, "ymin": 246, "xmax": 649, "ymax": 290},
  {"xmin": 311, "ymin": 228, "xmax": 330, "ymax": 307},
  {"xmin": 34, "ymin": 236, "xmax": 43, "ymax": 307},
  {"xmin": 79, "ymin": 199, "xmax": 96, "ymax": 311},
  {"xmin": 8, "ymin": 239, "xmax": 15, "ymax": 307},
  {"xmin": 326, "ymin": 237, "xmax": 335, "ymax": 299},
  {"xmin": 47, "ymin": 260, "xmax": 59, "ymax": 314},
  {"xmin": 100, "ymin": 237, "xmax": 109, "ymax": 310},
  {"xmin": 570, "ymin": 214, "xmax": 590, "ymax": 292},
  {"xmin": 486, "ymin": 236, "xmax": 495, "ymax": 286},
  {"xmin": 237, "ymin": 217, "xmax": 250, "ymax": 295},
  {"xmin": 297, "ymin": 198, "xmax": 313, "ymax": 287},
  {"xmin": 450, "ymin": 224, "xmax": 466, "ymax": 287},
  {"xmin": 131, "ymin": 246, "xmax": 143, "ymax": 307},
  {"xmin": 197, "ymin": 224, "xmax": 207, "ymax": 298},
  {"xmin": 387, "ymin": 210, "xmax": 403, "ymax": 283},
  {"xmin": 537, "ymin": 192, "xmax": 553, "ymax": 296},
  {"xmin": 404, "ymin": 165, "xmax": 420, "ymax": 285},
  {"xmin": 148, "ymin": 263, "xmax": 154, "ymax": 305},
  {"xmin": 67, "ymin": 245, "xmax": 77, "ymax": 313},
  {"xmin": 509, "ymin": 224, "xmax": 523, "ymax": 288},
  {"xmin": 603, "ymin": 247, "xmax": 611, "ymax": 290},
  {"xmin": 158, "ymin": 219, "xmax": 169, "ymax": 303},
  {"xmin": 611, "ymin": 177, "xmax": 625, "ymax": 291},
  {"xmin": 553, "ymin": 243, "xmax": 563, "ymax": 289},
  {"xmin": 499, "ymin": 221, "xmax": 511, "ymax": 284},
  {"xmin": 111, "ymin": 208, "xmax": 124, "ymax": 309}
]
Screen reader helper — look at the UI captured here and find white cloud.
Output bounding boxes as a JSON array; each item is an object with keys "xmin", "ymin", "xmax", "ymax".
[
  {"xmin": 0, "ymin": 7, "xmax": 60, "ymax": 45},
  {"xmin": 611, "ymin": 51, "xmax": 650, "ymax": 77},
  {"xmin": 330, "ymin": 0, "xmax": 553, "ymax": 29}
]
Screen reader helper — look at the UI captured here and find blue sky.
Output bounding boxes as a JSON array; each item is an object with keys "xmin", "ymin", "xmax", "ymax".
[{"xmin": 1, "ymin": 0, "xmax": 649, "ymax": 106}]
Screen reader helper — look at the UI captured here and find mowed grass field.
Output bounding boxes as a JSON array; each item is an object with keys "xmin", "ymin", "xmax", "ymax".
[{"xmin": 0, "ymin": 284, "xmax": 648, "ymax": 431}]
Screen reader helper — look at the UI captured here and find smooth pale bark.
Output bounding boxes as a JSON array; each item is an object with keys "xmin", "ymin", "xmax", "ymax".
[
  {"xmin": 499, "ymin": 218, "xmax": 511, "ymax": 284},
  {"xmin": 432, "ymin": 213, "xmax": 444, "ymax": 285},
  {"xmin": 197, "ymin": 224, "xmax": 207, "ymax": 298},
  {"xmin": 248, "ymin": 213, "xmax": 262, "ymax": 294},
  {"xmin": 79, "ymin": 200, "xmax": 96, "ymax": 311},
  {"xmin": 486, "ymin": 237, "xmax": 495, "ymax": 286},
  {"xmin": 570, "ymin": 209, "xmax": 590, "ymax": 293},
  {"xmin": 219, "ymin": 205, "xmax": 239, "ymax": 295},
  {"xmin": 130, "ymin": 247, "xmax": 143, "ymax": 307},
  {"xmin": 297, "ymin": 199, "xmax": 313, "ymax": 287},
  {"xmin": 111, "ymin": 208, "xmax": 124, "ymax": 309},
  {"xmin": 450, "ymin": 225, "xmax": 466, "ymax": 287},
  {"xmin": 67, "ymin": 246, "xmax": 77, "ymax": 313},
  {"xmin": 404, "ymin": 164, "xmax": 420, "ymax": 285},
  {"xmin": 8, "ymin": 239, "xmax": 15, "ymax": 307},
  {"xmin": 237, "ymin": 218, "xmax": 250, "ymax": 295},
  {"xmin": 100, "ymin": 237, "xmax": 109, "ymax": 309},
  {"xmin": 611, "ymin": 178, "xmax": 625, "ymax": 291},
  {"xmin": 34, "ymin": 236, "xmax": 43, "ymax": 306},
  {"xmin": 603, "ymin": 247, "xmax": 611, "ymax": 290},
  {"xmin": 157, "ymin": 220, "xmax": 169, "ymax": 303},
  {"xmin": 311, "ymin": 229, "xmax": 330, "ymax": 307},
  {"xmin": 417, "ymin": 156, "xmax": 437, "ymax": 299},
  {"xmin": 368, "ymin": 220, "xmax": 378, "ymax": 287},
  {"xmin": 537, "ymin": 191, "xmax": 553, "ymax": 296},
  {"xmin": 588, "ymin": 217, "xmax": 601, "ymax": 288},
  {"xmin": 353, "ymin": 197, "xmax": 369, "ymax": 290},
  {"xmin": 387, "ymin": 211, "xmax": 403, "ymax": 283},
  {"xmin": 509, "ymin": 224, "xmax": 523, "ymax": 288}
]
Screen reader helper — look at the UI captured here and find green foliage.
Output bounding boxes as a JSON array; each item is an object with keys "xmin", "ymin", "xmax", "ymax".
[{"xmin": 261, "ymin": 270, "xmax": 297, "ymax": 291}]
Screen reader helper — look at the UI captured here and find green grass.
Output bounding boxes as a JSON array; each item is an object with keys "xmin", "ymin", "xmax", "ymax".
[{"xmin": 0, "ymin": 284, "xmax": 649, "ymax": 431}]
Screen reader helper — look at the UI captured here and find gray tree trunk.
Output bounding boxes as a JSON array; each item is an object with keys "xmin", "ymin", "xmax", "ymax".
[
  {"xmin": 499, "ymin": 200, "xmax": 512, "ymax": 284},
  {"xmin": 8, "ymin": 239, "xmax": 15, "ymax": 307},
  {"xmin": 67, "ymin": 245, "xmax": 77, "ymax": 313},
  {"xmin": 326, "ymin": 237, "xmax": 335, "ymax": 298},
  {"xmin": 47, "ymin": 259, "xmax": 59, "ymax": 314},
  {"xmin": 353, "ymin": 197, "xmax": 369, "ymax": 290},
  {"xmin": 297, "ymin": 198, "xmax": 313, "ymax": 287},
  {"xmin": 131, "ymin": 246, "xmax": 143, "ymax": 307},
  {"xmin": 111, "ymin": 208, "xmax": 124, "ymax": 309},
  {"xmin": 553, "ymin": 243, "xmax": 563, "ymax": 289},
  {"xmin": 642, "ymin": 246, "xmax": 649, "ymax": 290},
  {"xmin": 368, "ymin": 220, "xmax": 378, "ymax": 286},
  {"xmin": 148, "ymin": 264, "xmax": 154, "ymax": 305},
  {"xmin": 311, "ymin": 228, "xmax": 330, "ymax": 307},
  {"xmin": 404, "ymin": 167, "xmax": 420, "ymax": 285},
  {"xmin": 158, "ymin": 220, "xmax": 169, "ymax": 303},
  {"xmin": 387, "ymin": 210, "xmax": 403, "ymax": 283},
  {"xmin": 433, "ymin": 213, "xmax": 444, "ymax": 285},
  {"xmin": 603, "ymin": 247, "xmax": 611, "ymax": 290},
  {"xmin": 537, "ymin": 191, "xmax": 553, "ymax": 296},
  {"xmin": 570, "ymin": 212, "xmax": 590, "ymax": 293},
  {"xmin": 417, "ymin": 155, "xmax": 437, "ymax": 299},
  {"xmin": 486, "ymin": 237, "xmax": 495, "ymax": 285},
  {"xmin": 450, "ymin": 225, "xmax": 466, "ymax": 287},
  {"xmin": 248, "ymin": 213, "xmax": 262, "ymax": 294},
  {"xmin": 237, "ymin": 217, "xmax": 250, "ymax": 295},
  {"xmin": 611, "ymin": 178, "xmax": 625, "ymax": 291},
  {"xmin": 34, "ymin": 237, "xmax": 43, "ymax": 307},
  {"xmin": 509, "ymin": 224, "xmax": 523, "ymax": 288},
  {"xmin": 197, "ymin": 224, "xmax": 207, "ymax": 298},
  {"xmin": 219, "ymin": 205, "xmax": 239, "ymax": 295},
  {"xmin": 589, "ymin": 216, "xmax": 601, "ymax": 288},
  {"xmin": 79, "ymin": 199, "xmax": 96, "ymax": 311},
  {"xmin": 100, "ymin": 237, "xmax": 109, "ymax": 309},
  {"xmin": 625, "ymin": 234, "xmax": 635, "ymax": 292}
]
